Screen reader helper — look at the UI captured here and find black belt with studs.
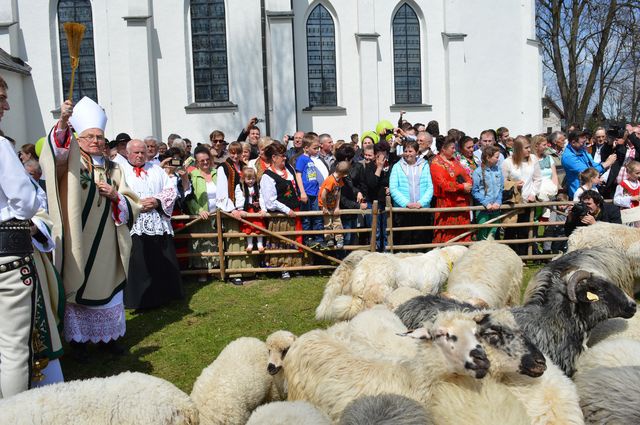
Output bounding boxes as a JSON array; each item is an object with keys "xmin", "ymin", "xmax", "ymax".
[
  {"xmin": 0, "ymin": 219, "xmax": 33, "ymax": 256},
  {"xmin": 0, "ymin": 254, "xmax": 33, "ymax": 273}
]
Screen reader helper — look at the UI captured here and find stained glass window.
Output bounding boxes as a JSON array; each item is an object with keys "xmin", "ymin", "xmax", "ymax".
[
  {"xmin": 58, "ymin": 0, "xmax": 98, "ymax": 103},
  {"xmin": 306, "ymin": 4, "xmax": 337, "ymax": 107},
  {"xmin": 190, "ymin": 0, "xmax": 229, "ymax": 102},
  {"xmin": 393, "ymin": 4, "xmax": 421, "ymax": 104}
]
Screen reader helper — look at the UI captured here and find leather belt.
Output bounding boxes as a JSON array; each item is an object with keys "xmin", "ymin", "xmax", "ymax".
[
  {"xmin": 0, "ymin": 254, "xmax": 33, "ymax": 273},
  {"xmin": 0, "ymin": 219, "xmax": 33, "ymax": 256}
]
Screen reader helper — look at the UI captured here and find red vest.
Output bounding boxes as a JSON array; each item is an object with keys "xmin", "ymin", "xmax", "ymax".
[{"xmin": 620, "ymin": 180, "xmax": 640, "ymax": 208}]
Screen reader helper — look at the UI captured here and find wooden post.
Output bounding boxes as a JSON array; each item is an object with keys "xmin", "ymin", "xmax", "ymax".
[
  {"xmin": 370, "ymin": 200, "xmax": 379, "ymax": 252},
  {"xmin": 387, "ymin": 196, "xmax": 394, "ymax": 253},
  {"xmin": 216, "ymin": 209, "xmax": 226, "ymax": 281},
  {"xmin": 527, "ymin": 206, "xmax": 535, "ymax": 257}
]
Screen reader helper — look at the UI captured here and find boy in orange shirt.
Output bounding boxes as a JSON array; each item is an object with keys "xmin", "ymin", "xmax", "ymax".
[{"xmin": 319, "ymin": 161, "xmax": 349, "ymax": 249}]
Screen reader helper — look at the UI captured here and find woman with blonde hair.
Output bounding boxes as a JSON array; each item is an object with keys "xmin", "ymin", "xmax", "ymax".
[
  {"xmin": 248, "ymin": 137, "xmax": 274, "ymax": 181},
  {"xmin": 501, "ymin": 136, "xmax": 542, "ymax": 254}
]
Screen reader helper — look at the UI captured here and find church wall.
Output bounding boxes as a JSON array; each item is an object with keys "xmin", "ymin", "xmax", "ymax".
[{"xmin": 5, "ymin": 0, "xmax": 541, "ymax": 147}]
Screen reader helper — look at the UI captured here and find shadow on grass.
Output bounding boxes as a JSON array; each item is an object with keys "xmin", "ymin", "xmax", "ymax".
[{"xmin": 60, "ymin": 279, "xmax": 204, "ymax": 382}]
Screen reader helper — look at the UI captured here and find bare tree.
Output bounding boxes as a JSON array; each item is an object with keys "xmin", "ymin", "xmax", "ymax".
[{"xmin": 537, "ymin": 0, "xmax": 638, "ymax": 127}]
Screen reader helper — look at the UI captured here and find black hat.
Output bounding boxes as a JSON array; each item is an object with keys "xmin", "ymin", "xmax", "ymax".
[{"xmin": 114, "ymin": 133, "xmax": 131, "ymax": 144}]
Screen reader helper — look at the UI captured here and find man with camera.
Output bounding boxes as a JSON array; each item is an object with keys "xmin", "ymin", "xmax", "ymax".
[
  {"xmin": 237, "ymin": 117, "xmax": 263, "ymax": 160},
  {"xmin": 564, "ymin": 189, "xmax": 621, "ymax": 236},
  {"xmin": 598, "ymin": 125, "xmax": 640, "ymax": 199}
]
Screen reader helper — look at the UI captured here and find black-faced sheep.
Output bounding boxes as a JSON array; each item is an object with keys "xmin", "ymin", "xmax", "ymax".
[
  {"xmin": 396, "ymin": 296, "xmax": 584, "ymax": 424},
  {"xmin": 338, "ymin": 394, "xmax": 433, "ymax": 425},
  {"xmin": 0, "ymin": 372, "xmax": 199, "ymax": 425},
  {"xmin": 315, "ymin": 245, "xmax": 468, "ymax": 322},
  {"xmin": 444, "ymin": 240, "xmax": 523, "ymax": 308},
  {"xmin": 566, "ymin": 222, "xmax": 640, "ymax": 295},
  {"xmin": 284, "ymin": 311, "xmax": 490, "ymax": 421},
  {"xmin": 574, "ymin": 338, "xmax": 640, "ymax": 424},
  {"xmin": 398, "ymin": 268, "xmax": 636, "ymax": 376},
  {"xmin": 524, "ymin": 246, "xmax": 636, "ymax": 300}
]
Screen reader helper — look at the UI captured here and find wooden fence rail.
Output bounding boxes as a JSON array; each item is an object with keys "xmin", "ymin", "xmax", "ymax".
[{"xmin": 172, "ymin": 199, "xmax": 574, "ymax": 279}]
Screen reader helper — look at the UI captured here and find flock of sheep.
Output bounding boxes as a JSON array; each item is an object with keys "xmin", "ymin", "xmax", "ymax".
[{"xmin": 1, "ymin": 222, "xmax": 638, "ymax": 424}]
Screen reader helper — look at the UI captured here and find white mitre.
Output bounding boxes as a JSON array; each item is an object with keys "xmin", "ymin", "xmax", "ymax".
[{"xmin": 69, "ymin": 96, "xmax": 107, "ymax": 134}]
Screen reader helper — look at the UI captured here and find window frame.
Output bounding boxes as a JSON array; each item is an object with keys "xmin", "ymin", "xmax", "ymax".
[
  {"xmin": 392, "ymin": 3, "xmax": 422, "ymax": 105},
  {"xmin": 305, "ymin": 3, "xmax": 338, "ymax": 108}
]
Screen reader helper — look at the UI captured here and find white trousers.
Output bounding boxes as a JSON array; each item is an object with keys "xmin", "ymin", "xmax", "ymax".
[{"xmin": 0, "ymin": 255, "xmax": 35, "ymax": 398}]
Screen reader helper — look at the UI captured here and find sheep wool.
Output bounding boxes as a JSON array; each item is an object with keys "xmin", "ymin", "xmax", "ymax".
[
  {"xmin": 339, "ymin": 394, "xmax": 433, "ymax": 425},
  {"xmin": 444, "ymin": 240, "xmax": 523, "ymax": 308},
  {"xmin": 574, "ymin": 338, "xmax": 640, "ymax": 424},
  {"xmin": 316, "ymin": 245, "xmax": 468, "ymax": 322},
  {"xmin": 190, "ymin": 337, "xmax": 273, "ymax": 425},
  {"xmin": 587, "ymin": 312, "xmax": 640, "ymax": 347},
  {"xmin": 0, "ymin": 372, "xmax": 198, "ymax": 425},
  {"xmin": 246, "ymin": 401, "xmax": 331, "ymax": 425}
]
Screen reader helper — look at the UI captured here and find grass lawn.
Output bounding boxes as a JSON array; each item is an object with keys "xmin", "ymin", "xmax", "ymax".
[{"xmin": 60, "ymin": 265, "xmax": 543, "ymax": 393}]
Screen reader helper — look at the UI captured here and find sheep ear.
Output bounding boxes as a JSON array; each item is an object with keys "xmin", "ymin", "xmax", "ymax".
[{"xmin": 400, "ymin": 327, "xmax": 433, "ymax": 340}]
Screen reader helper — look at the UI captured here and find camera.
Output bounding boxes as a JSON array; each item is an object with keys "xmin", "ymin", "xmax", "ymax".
[
  {"xmin": 607, "ymin": 126, "xmax": 625, "ymax": 139},
  {"xmin": 170, "ymin": 158, "xmax": 183, "ymax": 167},
  {"xmin": 571, "ymin": 201, "xmax": 590, "ymax": 220},
  {"xmin": 255, "ymin": 118, "xmax": 265, "ymax": 123}
]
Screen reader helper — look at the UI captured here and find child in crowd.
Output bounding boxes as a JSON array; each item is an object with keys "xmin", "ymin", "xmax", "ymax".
[
  {"xmin": 319, "ymin": 161, "xmax": 349, "ymax": 249},
  {"xmin": 471, "ymin": 145, "xmax": 503, "ymax": 240},
  {"xmin": 295, "ymin": 134, "xmax": 325, "ymax": 248},
  {"xmin": 235, "ymin": 166, "xmax": 267, "ymax": 252},
  {"xmin": 573, "ymin": 167, "xmax": 600, "ymax": 201},
  {"xmin": 613, "ymin": 160, "xmax": 640, "ymax": 227},
  {"xmin": 544, "ymin": 192, "xmax": 570, "ymax": 253}
]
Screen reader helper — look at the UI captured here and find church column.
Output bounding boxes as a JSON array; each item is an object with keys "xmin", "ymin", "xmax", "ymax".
[
  {"xmin": 123, "ymin": 0, "xmax": 159, "ymax": 138},
  {"xmin": 356, "ymin": 0, "xmax": 379, "ymax": 132},
  {"xmin": 266, "ymin": 6, "xmax": 297, "ymax": 138},
  {"xmin": 442, "ymin": 32, "xmax": 466, "ymax": 131},
  {"xmin": 0, "ymin": 0, "xmax": 19, "ymax": 55}
]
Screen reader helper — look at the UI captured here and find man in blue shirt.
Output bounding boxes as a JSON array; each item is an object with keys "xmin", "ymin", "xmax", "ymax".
[{"xmin": 561, "ymin": 132, "xmax": 616, "ymax": 198}]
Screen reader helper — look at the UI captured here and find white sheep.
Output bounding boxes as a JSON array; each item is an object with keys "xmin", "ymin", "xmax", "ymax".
[
  {"xmin": 587, "ymin": 312, "xmax": 640, "ymax": 347},
  {"xmin": 573, "ymin": 338, "xmax": 640, "ymax": 424},
  {"xmin": 191, "ymin": 330, "xmax": 296, "ymax": 425},
  {"xmin": 0, "ymin": 371, "xmax": 199, "ymax": 425},
  {"xmin": 246, "ymin": 401, "xmax": 331, "ymax": 425},
  {"xmin": 315, "ymin": 250, "xmax": 371, "ymax": 320},
  {"xmin": 265, "ymin": 330, "xmax": 297, "ymax": 401},
  {"xmin": 443, "ymin": 240, "xmax": 523, "ymax": 308},
  {"xmin": 284, "ymin": 310, "xmax": 490, "ymax": 421},
  {"xmin": 384, "ymin": 287, "xmax": 422, "ymax": 311},
  {"xmin": 338, "ymin": 393, "xmax": 433, "ymax": 425},
  {"xmin": 566, "ymin": 222, "xmax": 640, "ymax": 295},
  {"xmin": 316, "ymin": 245, "xmax": 468, "ymax": 322}
]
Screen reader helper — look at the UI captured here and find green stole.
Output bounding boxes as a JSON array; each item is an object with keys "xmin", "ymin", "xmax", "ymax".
[{"xmin": 40, "ymin": 128, "xmax": 140, "ymax": 305}]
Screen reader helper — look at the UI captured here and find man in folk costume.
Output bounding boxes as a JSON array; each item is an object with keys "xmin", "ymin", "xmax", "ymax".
[
  {"xmin": 39, "ymin": 97, "xmax": 139, "ymax": 358},
  {"xmin": 121, "ymin": 139, "xmax": 183, "ymax": 309},
  {"xmin": 0, "ymin": 74, "xmax": 41, "ymax": 397}
]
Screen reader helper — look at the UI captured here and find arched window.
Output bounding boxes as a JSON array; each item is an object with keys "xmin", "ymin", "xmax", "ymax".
[
  {"xmin": 190, "ymin": 0, "xmax": 229, "ymax": 103},
  {"xmin": 306, "ymin": 4, "xmax": 337, "ymax": 107},
  {"xmin": 58, "ymin": 0, "xmax": 98, "ymax": 103},
  {"xmin": 393, "ymin": 4, "xmax": 421, "ymax": 104}
]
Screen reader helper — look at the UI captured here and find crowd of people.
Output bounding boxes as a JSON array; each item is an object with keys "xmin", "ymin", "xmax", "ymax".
[{"xmin": 2, "ymin": 69, "xmax": 640, "ymax": 398}]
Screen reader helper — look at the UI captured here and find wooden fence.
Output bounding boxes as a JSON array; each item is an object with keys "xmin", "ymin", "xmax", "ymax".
[{"xmin": 171, "ymin": 199, "xmax": 575, "ymax": 280}]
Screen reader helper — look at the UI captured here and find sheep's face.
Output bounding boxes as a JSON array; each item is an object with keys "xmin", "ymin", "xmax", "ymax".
[
  {"xmin": 573, "ymin": 276, "xmax": 637, "ymax": 322},
  {"xmin": 266, "ymin": 331, "xmax": 297, "ymax": 376},
  {"xmin": 421, "ymin": 314, "xmax": 490, "ymax": 379},
  {"xmin": 475, "ymin": 312, "xmax": 546, "ymax": 378}
]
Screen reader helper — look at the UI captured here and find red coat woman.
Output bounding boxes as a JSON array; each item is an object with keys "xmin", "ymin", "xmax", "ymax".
[{"xmin": 430, "ymin": 138, "xmax": 473, "ymax": 243}]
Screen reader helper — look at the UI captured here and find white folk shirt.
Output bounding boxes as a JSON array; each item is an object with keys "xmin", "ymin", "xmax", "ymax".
[
  {"xmin": 121, "ymin": 162, "xmax": 177, "ymax": 236},
  {"xmin": 0, "ymin": 137, "xmax": 39, "ymax": 222}
]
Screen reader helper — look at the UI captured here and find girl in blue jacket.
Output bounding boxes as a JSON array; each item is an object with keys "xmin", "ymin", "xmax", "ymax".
[{"xmin": 472, "ymin": 145, "xmax": 503, "ymax": 240}]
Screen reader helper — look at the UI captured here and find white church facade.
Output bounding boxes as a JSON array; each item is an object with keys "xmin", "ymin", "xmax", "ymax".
[{"xmin": 0, "ymin": 0, "xmax": 543, "ymax": 146}]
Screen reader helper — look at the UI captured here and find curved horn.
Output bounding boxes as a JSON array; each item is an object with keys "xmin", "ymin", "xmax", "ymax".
[{"xmin": 567, "ymin": 270, "xmax": 592, "ymax": 303}]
